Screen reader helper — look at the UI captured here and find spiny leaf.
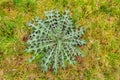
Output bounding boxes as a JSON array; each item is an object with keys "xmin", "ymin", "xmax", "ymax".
[{"xmin": 26, "ymin": 10, "xmax": 87, "ymax": 72}]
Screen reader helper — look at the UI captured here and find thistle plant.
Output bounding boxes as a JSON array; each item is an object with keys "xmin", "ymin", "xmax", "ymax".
[{"xmin": 26, "ymin": 10, "xmax": 86, "ymax": 72}]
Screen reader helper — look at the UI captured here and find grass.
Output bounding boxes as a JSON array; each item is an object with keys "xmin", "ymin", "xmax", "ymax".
[{"xmin": 0, "ymin": 0, "xmax": 120, "ymax": 80}]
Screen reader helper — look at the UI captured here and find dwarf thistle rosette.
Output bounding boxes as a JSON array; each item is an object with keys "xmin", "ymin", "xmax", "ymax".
[{"xmin": 26, "ymin": 10, "xmax": 86, "ymax": 72}]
